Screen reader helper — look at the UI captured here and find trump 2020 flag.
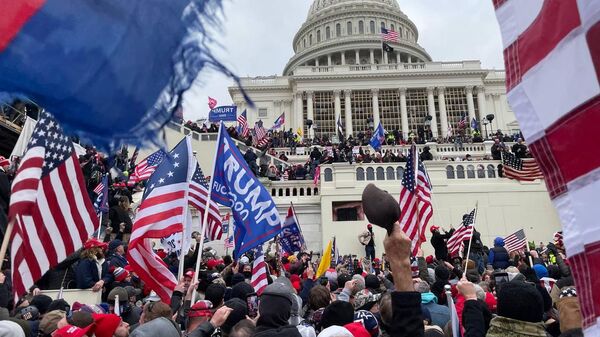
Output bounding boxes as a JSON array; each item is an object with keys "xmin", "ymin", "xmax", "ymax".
[
  {"xmin": 279, "ymin": 206, "xmax": 305, "ymax": 254},
  {"xmin": 369, "ymin": 123, "xmax": 386, "ymax": 150},
  {"xmin": 211, "ymin": 122, "xmax": 282, "ymax": 259},
  {"xmin": 0, "ymin": 0, "xmax": 246, "ymax": 148}
]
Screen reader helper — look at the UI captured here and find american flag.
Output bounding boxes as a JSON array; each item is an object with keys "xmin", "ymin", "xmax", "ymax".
[
  {"xmin": 494, "ymin": 3, "xmax": 600, "ymax": 330},
  {"xmin": 504, "ymin": 229, "xmax": 527, "ymax": 252},
  {"xmin": 224, "ymin": 236, "xmax": 235, "ymax": 249},
  {"xmin": 271, "ymin": 113, "xmax": 285, "ymax": 130},
  {"xmin": 313, "ymin": 166, "xmax": 320, "ymax": 186},
  {"xmin": 250, "ymin": 246, "xmax": 268, "ymax": 295},
  {"xmin": 381, "ymin": 27, "xmax": 399, "ymax": 42},
  {"xmin": 398, "ymin": 144, "xmax": 433, "ymax": 256},
  {"xmin": 128, "ymin": 137, "xmax": 194, "ymax": 303},
  {"xmin": 502, "ymin": 152, "xmax": 544, "ymax": 181},
  {"xmin": 8, "ymin": 111, "xmax": 98, "ymax": 301},
  {"xmin": 93, "ymin": 180, "xmax": 104, "ymax": 195},
  {"xmin": 188, "ymin": 163, "xmax": 223, "ymax": 241},
  {"xmin": 237, "ymin": 109, "xmax": 250, "ymax": 138},
  {"xmin": 93, "ymin": 175, "xmax": 109, "ymax": 214},
  {"xmin": 208, "ymin": 96, "xmax": 218, "ymax": 110},
  {"xmin": 446, "ymin": 209, "xmax": 476, "ymax": 258},
  {"xmin": 458, "ymin": 115, "xmax": 467, "ymax": 129},
  {"xmin": 253, "ymin": 120, "xmax": 269, "ymax": 148},
  {"xmin": 130, "ymin": 149, "xmax": 167, "ymax": 182}
]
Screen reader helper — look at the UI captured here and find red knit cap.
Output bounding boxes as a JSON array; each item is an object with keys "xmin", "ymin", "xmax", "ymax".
[
  {"xmin": 344, "ymin": 322, "xmax": 371, "ymax": 337},
  {"xmin": 92, "ymin": 314, "xmax": 121, "ymax": 337}
]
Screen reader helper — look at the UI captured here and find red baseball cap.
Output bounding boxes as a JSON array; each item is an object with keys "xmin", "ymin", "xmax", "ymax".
[
  {"xmin": 430, "ymin": 225, "xmax": 440, "ymax": 233},
  {"xmin": 83, "ymin": 238, "xmax": 108, "ymax": 250},
  {"xmin": 188, "ymin": 300, "xmax": 213, "ymax": 318},
  {"xmin": 0, "ymin": 156, "xmax": 9, "ymax": 167},
  {"xmin": 184, "ymin": 269, "xmax": 195, "ymax": 279},
  {"xmin": 367, "ymin": 224, "xmax": 373, "ymax": 229}
]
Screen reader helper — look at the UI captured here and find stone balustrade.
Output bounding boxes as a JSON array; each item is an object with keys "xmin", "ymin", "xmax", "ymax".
[{"xmin": 293, "ymin": 60, "xmax": 483, "ymax": 76}]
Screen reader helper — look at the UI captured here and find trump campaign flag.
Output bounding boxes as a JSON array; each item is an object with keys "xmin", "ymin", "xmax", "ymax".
[
  {"xmin": 279, "ymin": 205, "xmax": 305, "ymax": 254},
  {"xmin": 0, "ymin": 0, "xmax": 246, "ymax": 148},
  {"xmin": 369, "ymin": 123, "xmax": 386, "ymax": 150},
  {"xmin": 128, "ymin": 137, "xmax": 195, "ymax": 303},
  {"xmin": 210, "ymin": 122, "xmax": 282, "ymax": 258}
]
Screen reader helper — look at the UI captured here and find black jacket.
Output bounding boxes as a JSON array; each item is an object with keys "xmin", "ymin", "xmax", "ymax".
[
  {"xmin": 430, "ymin": 229, "xmax": 454, "ymax": 261},
  {"xmin": 254, "ymin": 325, "xmax": 302, "ymax": 337},
  {"xmin": 390, "ymin": 292, "xmax": 424, "ymax": 337}
]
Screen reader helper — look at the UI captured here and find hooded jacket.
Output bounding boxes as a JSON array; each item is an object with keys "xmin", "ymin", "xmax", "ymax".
[
  {"xmin": 485, "ymin": 316, "xmax": 549, "ymax": 337},
  {"xmin": 130, "ymin": 317, "xmax": 180, "ymax": 337},
  {"xmin": 488, "ymin": 237, "xmax": 510, "ymax": 269}
]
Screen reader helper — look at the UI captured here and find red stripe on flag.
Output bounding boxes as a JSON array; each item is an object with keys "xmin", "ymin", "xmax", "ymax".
[
  {"xmin": 504, "ymin": 0, "xmax": 581, "ymax": 90},
  {"xmin": 57, "ymin": 163, "xmax": 88, "ymax": 242},
  {"xmin": 0, "ymin": 0, "xmax": 46, "ymax": 51},
  {"xmin": 492, "ymin": 0, "xmax": 507, "ymax": 9},
  {"xmin": 587, "ymin": 21, "xmax": 600, "ymax": 81}
]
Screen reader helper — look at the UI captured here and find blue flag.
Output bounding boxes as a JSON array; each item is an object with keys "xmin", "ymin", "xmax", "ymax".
[
  {"xmin": 471, "ymin": 117, "xmax": 479, "ymax": 131},
  {"xmin": 0, "ymin": 0, "xmax": 248, "ymax": 149},
  {"xmin": 369, "ymin": 123, "xmax": 386, "ymax": 150},
  {"xmin": 211, "ymin": 122, "xmax": 283, "ymax": 259},
  {"xmin": 93, "ymin": 175, "xmax": 109, "ymax": 214},
  {"xmin": 279, "ymin": 206, "xmax": 305, "ymax": 254}
]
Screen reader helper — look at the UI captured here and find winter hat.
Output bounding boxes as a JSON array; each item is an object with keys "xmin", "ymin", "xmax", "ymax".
[
  {"xmin": 484, "ymin": 292, "xmax": 497, "ymax": 312},
  {"xmin": 189, "ymin": 300, "xmax": 213, "ymax": 318},
  {"xmin": 361, "ymin": 183, "xmax": 400, "ymax": 232},
  {"xmin": 290, "ymin": 274, "xmax": 302, "ymax": 291},
  {"xmin": 497, "ymin": 281, "xmax": 544, "ymax": 323},
  {"xmin": 354, "ymin": 289, "xmax": 379, "ymax": 311},
  {"xmin": 425, "ymin": 255, "xmax": 435, "ymax": 265},
  {"xmin": 68, "ymin": 311, "xmax": 94, "ymax": 328},
  {"xmin": 231, "ymin": 272, "xmax": 246, "ymax": 286},
  {"xmin": 112, "ymin": 267, "xmax": 129, "ymax": 282},
  {"xmin": 0, "ymin": 320, "xmax": 25, "ymax": 337},
  {"xmin": 205, "ymin": 283, "xmax": 226, "ymax": 307},
  {"xmin": 353, "ymin": 310, "xmax": 380, "ymax": 337},
  {"xmin": 92, "ymin": 314, "xmax": 121, "ymax": 337},
  {"xmin": 221, "ymin": 298, "xmax": 248, "ymax": 334},
  {"xmin": 108, "ymin": 239, "xmax": 123, "ymax": 252},
  {"xmin": 239, "ymin": 256, "xmax": 250, "ymax": 265},
  {"xmin": 434, "ymin": 266, "xmax": 450, "ymax": 281},
  {"xmin": 53, "ymin": 324, "xmax": 95, "ymax": 337},
  {"xmin": 31, "ymin": 294, "xmax": 53, "ymax": 314},
  {"xmin": 47, "ymin": 299, "xmax": 71, "ymax": 313},
  {"xmin": 364, "ymin": 275, "xmax": 380, "ymax": 290},
  {"xmin": 108, "ymin": 287, "xmax": 128, "ymax": 303},
  {"xmin": 344, "ymin": 322, "xmax": 370, "ymax": 337},
  {"xmin": 230, "ymin": 281, "xmax": 255, "ymax": 301},
  {"xmin": 533, "ymin": 264, "xmax": 548, "ymax": 279},
  {"xmin": 321, "ymin": 301, "xmax": 355, "ymax": 330},
  {"xmin": 337, "ymin": 273, "xmax": 352, "ymax": 287},
  {"xmin": 262, "ymin": 281, "xmax": 294, "ymax": 304},
  {"xmin": 18, "ymin": 306, "xmax": 40, "ymax": 321},
  {"xmin": 40, "ymin": 310, "xmax": 66, "ymax": 334},
  {"xmin": 318, "ymin": 325, "xmax": 353, "ymax": 337},
  {"xmin": 257, "ymin": 283, "xmax": 295, "ymax": 329},
  {"xmin": 557, "ymin": 287, "xmax": 582, "ymax": 333},
  {"xmin": 124, "ymin": 286, "xmax": 142, "ymax": 299},
  {"xmin": 273, "ymin": 275, "xmax": 295, "ymax": 294}
]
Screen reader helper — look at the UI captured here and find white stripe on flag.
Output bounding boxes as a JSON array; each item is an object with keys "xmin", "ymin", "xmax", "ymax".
[{"xmin": 495, "ymin": 0, "xmax": 544, "ymax": 47}]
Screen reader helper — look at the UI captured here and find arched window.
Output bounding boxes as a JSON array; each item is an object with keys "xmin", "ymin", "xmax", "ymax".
[
  {"xmin": 399, "ymin": 27, "xmax": 403, "ymax": 38},
  {"xmin": 477, "ymin": 165, "xmax": 486, "ymax": 178},
  {"xmin": 336, "ymin": 23, "xmax": 341, "ymax": 37},
  {"xmin": 381, "ymin": 21, "xmax": 385, "ymax": 29},
  {"xmin": 309, "ymin": 34, "xmax": 313, "ymax": 45},
  {"xmin": 370, "ymin": 21, "xmax": 375, "ymax": 34},
  {"xmin": 314, "ymin": 188, "xmax": 319, "ymax": 195},
  {"xmin": 456, "ymin": 165, "xmax": 465, "ymax": 179},
  {"xmin": 307, "ymin": 188, "xmax": 312, "ymax": 196},
  {"xmin": 376, "ymin": 167, "xmax": 385, "ymax": 180},
  {"xmin": 467, "ymin": 165, "xmax": 475, "ymax": 178},
  {"xmin": 390, "ymin": 24, "xmax": 395, "ymax": 31},
  {"xmin": 396, "ymin": 166, "xmax": 404, "ymax": 180},
  {"xmin": 386, "ymin": 167, "xmax": 395, "ymax": 180},
  {"xmin": 366, "ymin": 167, "xmax": 375, "ymax": 180},
  {"xmin": 324, "ymin": 168, "xmax": 333, "ymax": 182},
  {"xmin": 446, "ymin": 165, "xmax": 455, "ymax": 179},
  {"xmin": 293, "ymin": 188, "xmax": 298, "ymax": 196},
  {"xmin": 300, "ymin": 188, "xmax": 304, "ymax": 196},
  {"xmin": 278, "ymin": 188, "xmax": 283, "ymax": 197},
  {"xmin": 317, "ymin": 30, "xmax": 321, "ymax": 42},
  {"xmin": 326, "ymin": 26, "xmax": 331, "ymax": 39},
  {"xmin": 347, "ymin": 21, "xmax": 353, "ymax": 35},
  {"xmin": 285, "ymin": 188, "xmax": 290, "ymax": 196},
  {"xmin": 359, "ymin": 21, "xmax": 364, "ymax": 34},
  {"xmin": 271, "ymin": 189, "xmax": 276, "ymax": 196},
  {"xmin": 487, "ymin": 164, "xmax": 496, "ymax": 178},
  {"xmin": 303, "ymin": 39, "xmax": 306, "ymax": 48},
  {"xmin": 356, "ymin": 167, "xmax": 365, "ymax": 181}
]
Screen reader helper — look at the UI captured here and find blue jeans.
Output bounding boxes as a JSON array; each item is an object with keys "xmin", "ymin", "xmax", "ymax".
[{"xmin": 365, "ymin": 245, "xmax": 375, "ymax": 261}]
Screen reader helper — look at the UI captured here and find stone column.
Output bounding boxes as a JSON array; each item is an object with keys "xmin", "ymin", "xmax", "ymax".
[
  {"xmin": 370, "ymin": 49, "xmax": 375, "ymax": 64},
  {"xmin": 383, "ymin": 51, "xmax": 388, "ymax": 64},
  {"xmin": 315, "ymin": 58, "xmax": 319, "ymax": 67},
  {"xmin": 466, "ymin": 86, "xmax": 476, "ymax": 123},
  {"xmin": 408, "ymin": 55, "xmax": 412, "ymax": 63},
  {"xmin": 344, "ymin": 90, "xmax": 353, "ymax": 136},
  {"xmin": 427, "ymin": 87, "xmax": 439, "ymax": 138},
  {"xmin": 399, "ymin": 88, "xmax": 409, "ymax": 140},
  {"xmin": 437, "ymin": 87, "xmax": 448, "ymax": 138},
  {"xmin": 372, "ymin": 89, "xmax": 380, "ymax": 128},
  {"xmin": 476, "ymin": 86, "xmax": 487, "ymax": 122},
  {"xmin": 334, "ymin": 90, "xmax": 342, "ymax": 135},
  {"xmin": 306, "ymin": 91, "xmax": 314, "ymax": 139},
  {"xmin": 396, "ymin": 52, "xmax": 401, "ymax": 64},
  {"xmin": 295, "ymin": 91, "xmax": 303, "ymax": 133},
  {"xmin": 283, "ymin": 99, "xmax": 292, "ymax": 132},
  {"xmin": 341, "ymin": 52, "xmax": 345, "ymax": 65},
  {"xmin": 355, "ymin": 50, "xmax": 360, "ymax": 64},
  {"xmin": 327, "ymin": 54, "xmax": 332, "ymax": 66}
]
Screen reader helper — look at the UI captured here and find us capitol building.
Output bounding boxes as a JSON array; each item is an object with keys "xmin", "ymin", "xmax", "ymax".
[{"xmin": 158, "ymin": 0, "xmax": 560, "ymax": 256}]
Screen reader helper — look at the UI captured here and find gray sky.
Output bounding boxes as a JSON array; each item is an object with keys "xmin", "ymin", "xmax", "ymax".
[{"xmin": 182, "ymin": 0, "xmax": 504, "ymax": 121}]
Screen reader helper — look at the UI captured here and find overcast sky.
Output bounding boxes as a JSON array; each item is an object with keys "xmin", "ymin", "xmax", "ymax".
[{"xmin": 182, "ymin": 0, "xmax": 504, "ymax": 121}]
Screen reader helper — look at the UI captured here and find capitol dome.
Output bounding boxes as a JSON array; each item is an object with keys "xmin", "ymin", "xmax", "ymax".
[{"xmin": 283, "ymin": 0, "xmax": 432, "ymax": 75}]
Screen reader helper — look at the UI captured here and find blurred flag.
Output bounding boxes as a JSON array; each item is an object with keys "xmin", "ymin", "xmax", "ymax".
[
  {"xmin": 381, "ymin": 27, "xmax": 399, "ymax": 42},
  {"xmin": 271, "ymin": 113, "xmax": 285, "ymax": 130},
  {"xmin": 208, "ymin": 97, "xmax": 218, "ymax": 110},
  {"xmin": 188, "ymin": 163, "xmax": 222, "ymax": 241},
  {"xmin": 237, "ymin": 110, "xmax": 250, "ymax": 138},
  {"xmin": 279, "ymin": 206, "xmax": 305, "ymax": 254},
  {"xmin": 316, "ymin": 240, "xmax": 332, "ymax": 278},
  {"xmin": 250, "ymin": 246, "xmax": 268, "ymax": 295},
  {"xmin": 93, "ymin": 175, "xmax": 109, "ymax": 214},
  {"xmin": 369, "ymin": 123, "xmax": 386, "ymax": 150}
]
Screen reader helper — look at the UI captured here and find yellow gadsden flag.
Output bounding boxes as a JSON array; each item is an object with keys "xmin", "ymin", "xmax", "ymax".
[
  {"xmin": 316, "ymin": 239, "xmax": 332, "ymax": 278},
  {"xmin": 296, "ymin": 127, "xmax": 303, "ymax": 137}
]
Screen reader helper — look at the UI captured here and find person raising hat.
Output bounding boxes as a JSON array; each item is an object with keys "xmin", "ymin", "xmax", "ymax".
[{"xmin": 429, "ymin": 225, "xmax": 454, "ymax": 262}]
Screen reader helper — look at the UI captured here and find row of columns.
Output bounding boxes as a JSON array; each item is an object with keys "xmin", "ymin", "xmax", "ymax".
[
  {"xmin": 295, "ymin": 86, "xmax": 487, "ymax": 140},
  {"xmin": 315, "ymin": 49, "xmax": 414, "ymax": 67}
]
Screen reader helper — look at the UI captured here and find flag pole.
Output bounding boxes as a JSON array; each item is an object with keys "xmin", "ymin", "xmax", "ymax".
[
  {"xmin": 178, "ymin": 139, "xmax": 194, "ymax": 281},
  {"xmin": 224, "ymin": 214, "xmax": 231, "ymax": 257},
  {"xmin": 462, "ymin": 202, "xmax": 478, "ymax": 278},
  {"xmin": 0, "ymin": 219, "xmax": 14, "ymax": 274},
  {"xmin": 290, "ymin": 202, "xmax": 307, "ymax": 251},
  {"xmin": 192, "ymin": 123, "xmax": 222, "ymax": 303},
  {"xmin": 96, "ymin": 212, "xmax": 103, "ymax": 240}
]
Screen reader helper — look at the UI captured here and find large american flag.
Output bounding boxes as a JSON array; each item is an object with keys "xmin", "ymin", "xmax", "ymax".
[
  {"xmin": 446, "ymin": 209, "xmax": 476, "ymax": 258},
  {"xmin": 8, "ymin": 111, "xmax": 98, "ymax": 301},
  {"xmin": 502, "ymin": 151, "xmax": 544, "ymax": 181},
  {"xmin": 128, "ymin": 137, "xmax": 194, "ymax": 303},
  {"xmin": 237, "ymin": 109, "xmax": 250, "ymax": 138},
  {"xmin": 250, "ymin": 246, "xmax": 268, "ymax": 295},
  {"xmin": 381, "ymin": 27, "xmax": 399, "ymax": 42},
  {"xmin": 494, "ymin": 3, "xmax": 600, "ymax": 331},
  {"xmin": 130, "ymin": 149, "xmax": 167, "ymax": 182},
  {"xmin": 188, "ymin": 163, "xmax": 223, "ymax": 241},
  {"xmin": 253, "ymin": 120, "xmax": 269, "ymax": 148},
  {"xmin": 504, "ymin": 229, "xmax": 527, "ymax": 252},
  {"xmin": 398, "ymin": 144, "xmax": 433, "ymax": 256}
]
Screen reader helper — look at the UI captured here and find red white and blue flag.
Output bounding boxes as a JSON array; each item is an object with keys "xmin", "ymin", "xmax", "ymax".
[
  {"xmin": 188, "ymin": 163, "xmax": 223, "ymax": 242},
  {"xmin": 250, "ymin": 246, "xmax": 268, "ymax": 295},
  {"xmin": 253, "ymin": 120, "xmax": 269, "ymax": 148},
  {"xmin": 271, "ymin": 113, "xmax": 285, "ymax": 130},
  {"xmin": 447, "ymin": 209, "xmax": 476, "ymax": 258},
  {"xmin": 8, "ymin": 111, "xmax": 98, "ymax": 301},
  {"xmin": 493, "ymin": 2, "xmax": 600, "ymax": 333},
  {"xmin": 279, "ymin": 206, "xmax": 305, "ymax": 254},
  {"xmin": 399, "ymin": 144, "xmax": 433, "ymax": 256},
  {"xmin": 224, "ymin": 235, "xmax": 235, "ymax": 249},
  {"xmin": 237, "ymin": 110, "xmax": 250, "ymax": 138},
  {"xmin": 381, "ymin": 27, "xmax": 399, "ymax": 42},
  {"xmin": 208, "ymin": 97, "xmax": 218, "ymax": 110},
  {"xmin": 93, "ymin": 175, "xmax": 109, "ymax": 214},
  {"xmin": 130, "ymin": 150, "xmax": 167, "ymax": 183},
  {"xmin": 128, "ymin": 137, "xmax": 195, "ymax": 303}
]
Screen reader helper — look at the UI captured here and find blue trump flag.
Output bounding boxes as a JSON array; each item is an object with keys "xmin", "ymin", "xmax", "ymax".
[
  {"xmin": 208, "ymin": 106, "xmax": 238, "ymax": 122},
  {"xmin": 369, "ymin": 123, "xmax": 386, "ymax": 150},
  {"xmin": 279, "ymin": 206, "xmax": 305, "ymax": 254},
  {"xmin": 0, "ymin": 0, "xmax": 248, "ymax": 149},
  {"xmin": 210, "ymin": 122, "xmax": 282, "ymax": 258}
]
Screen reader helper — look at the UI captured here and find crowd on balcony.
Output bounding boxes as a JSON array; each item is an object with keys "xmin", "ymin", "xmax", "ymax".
[{"xmin": 0, "ymin": 99, "xmax": 41, "ymax": 128}]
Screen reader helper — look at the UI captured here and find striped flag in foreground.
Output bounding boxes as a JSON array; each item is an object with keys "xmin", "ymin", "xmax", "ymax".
[
  {"xmin": 188, "ymin": 163, "xmax": 222, "ymax": 241},
  {"xmin": 504, "ymin": 229, "xmax": 527, "ymax": 253},
  {"xmin": 8, "ymin": 111, "xmax": 98, "ymax": 300},
  {"xmin": 493, "ymin": 2, "xmax": 600, "ymax": 332},
  {"xmin": 250, "ymin": 247, "xmax": 268, "ymax": 295},
  {"xmin": 128, "ymin": 137, "xmax": 194, "ymax": 303},
  {"xmin": 398, "ymin": 144, "xmax": 433, "ymax": 256},
  {"xmin": 502, "ymin": 152, "xmax": 544, "ymax": 181},
  {"xmin": 446, "ymin": 209, "xmax": 476, "ymax": 258}
]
